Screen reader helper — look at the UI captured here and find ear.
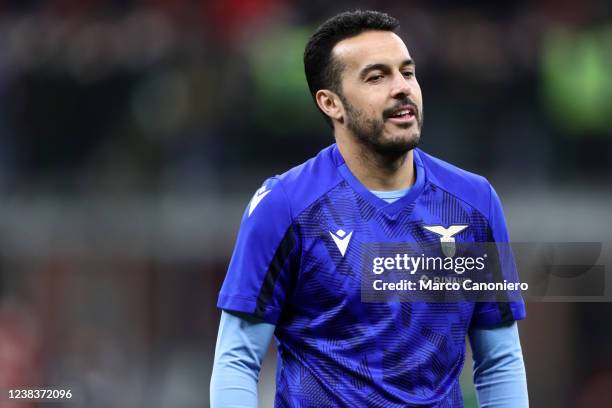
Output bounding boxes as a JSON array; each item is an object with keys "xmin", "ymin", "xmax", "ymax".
[{"xmin": 315, "ymin": 89, "xmax": 344, "ymax": 123}]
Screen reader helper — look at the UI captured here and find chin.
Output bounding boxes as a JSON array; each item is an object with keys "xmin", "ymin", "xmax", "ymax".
[
  {"xmin": 383, "ymin": 131, "xmax": 420, "ymax": 151},
  {"xmin": 373, "ymin": 134, "xmax": 420, "ymax": 156}
]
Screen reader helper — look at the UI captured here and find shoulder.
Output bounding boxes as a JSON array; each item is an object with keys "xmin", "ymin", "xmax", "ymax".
[
  {"xmin": 275, "ymin": 145, "xmax": 345, "ymax": 216},
  {"xmin": 416, "ymin": 148, "xmax": 494, "ymax": 218},
  {"xmin": 246, "ymin": 145, "xmax": 343, "ymax": 222}
]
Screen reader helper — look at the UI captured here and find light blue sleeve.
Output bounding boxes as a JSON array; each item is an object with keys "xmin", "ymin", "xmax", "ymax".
[
  {"xmin": 210, "ymin": 310, "xmax": 276, "ymax": 408},
  {"xmin": 469, "ymin": 321, "xmax": 529, "ymax": 407}
]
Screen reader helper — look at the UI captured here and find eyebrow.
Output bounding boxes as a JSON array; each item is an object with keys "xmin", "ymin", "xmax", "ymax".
[{"xmin": 359, "ymin": 59, "xmax": 415, "ymax": 80}]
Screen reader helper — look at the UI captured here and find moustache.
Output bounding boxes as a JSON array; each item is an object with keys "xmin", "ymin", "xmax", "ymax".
[{"xmin": 383, "ymin": 99, "xmax": 419, "ymax": 120}]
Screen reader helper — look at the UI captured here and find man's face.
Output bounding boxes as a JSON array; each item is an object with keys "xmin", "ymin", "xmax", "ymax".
[{"xmin": 332, "ymin": 30, "xmax": 423, "ymax": 155}]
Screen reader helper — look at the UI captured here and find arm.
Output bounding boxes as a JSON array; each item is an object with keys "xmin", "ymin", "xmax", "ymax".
[
  {"xmin": 469, "ymin": 321, "xmax": 529, "ymax": 408},
  {"xmin": 210, "ymin": 310, "xmax": 276, "ymax": 408}
]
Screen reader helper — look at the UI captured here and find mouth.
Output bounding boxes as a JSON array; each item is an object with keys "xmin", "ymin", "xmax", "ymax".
[{"xmin": 386, "ymin": 104, "xmax": 417, "ymax": 125}]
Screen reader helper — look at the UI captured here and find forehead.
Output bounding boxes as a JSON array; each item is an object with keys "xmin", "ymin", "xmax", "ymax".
[{"xmin": 332, "ymin": 31, "xmax": 411, "ymax": 72}]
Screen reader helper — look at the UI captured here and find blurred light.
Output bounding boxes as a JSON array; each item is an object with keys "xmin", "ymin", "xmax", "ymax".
[
  {"xmin": 0, "ymin": 10, "xmax": 177, "ymax": 80},
  {"xmin": 541, "ymin": 26, "xmax": 612, "ymax": 136},
  {"xmin": 130, "ymin": 69, "xmax": 192, "ymax": 138},
  {"xmin": 249, "ymin": 25, "xmax": 325, "ymax": 136}
]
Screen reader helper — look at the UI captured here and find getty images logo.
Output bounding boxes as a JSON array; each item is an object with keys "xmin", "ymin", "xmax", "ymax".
[{"xmin": 422, "ymin": 225, "xmax": 468, "ymax": 257}]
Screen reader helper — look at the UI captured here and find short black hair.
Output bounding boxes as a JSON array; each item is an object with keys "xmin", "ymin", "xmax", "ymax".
[{"xmin": 303, "ymin": 10, "xmax": 400, "ymax": 126}]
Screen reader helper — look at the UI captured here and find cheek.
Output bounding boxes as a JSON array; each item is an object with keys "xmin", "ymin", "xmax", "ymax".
[
  {"xmin": 413, "ymin": 82, "xmax": 423, "ymax": 103},
  {"xmin": 345, "ymin": 85, "xmax": 384, "ymax": 110},
  {"xmin": 349, "ymin": 97, "xmax": 377, "ymax": 117},
  {"xmin": 360, "ymin": 96, "xmax": 386, "ymax": 117}
]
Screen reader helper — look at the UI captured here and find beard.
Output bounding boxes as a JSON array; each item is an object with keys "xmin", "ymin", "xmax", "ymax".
[{"xmin": 341, "ymin": 95, "xmax": 422, "ymax": 157}]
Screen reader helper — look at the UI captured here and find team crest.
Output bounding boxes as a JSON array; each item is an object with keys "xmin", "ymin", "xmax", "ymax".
[{"xmin": 422, "ymin": 225, "xmax": 468, "ymax": 257}]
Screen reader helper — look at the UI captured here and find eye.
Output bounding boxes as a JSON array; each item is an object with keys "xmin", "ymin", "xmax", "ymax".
[
  {"xmin": 402, "ymin": 71, "xmax": 415, "ymax": 78},
  {"xmin": 367, "ymin": 74, "xmax": 384, "ymax": 82}
]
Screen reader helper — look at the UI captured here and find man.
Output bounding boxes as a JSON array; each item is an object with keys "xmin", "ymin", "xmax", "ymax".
[{"xmin": 211, "ymin": 10, "xmax": 528, "ymax": 407}]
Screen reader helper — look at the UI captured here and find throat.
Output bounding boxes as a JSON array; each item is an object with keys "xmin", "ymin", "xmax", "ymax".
[{"xmin": 339, "ymin": 139, "xmax": 416, "ymax": 191}]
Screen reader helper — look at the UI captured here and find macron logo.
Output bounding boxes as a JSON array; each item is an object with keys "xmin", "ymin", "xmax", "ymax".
[
  {"xmin": 329, "ymin": 229, "xmax": 353, "ymax": 257},
  {"xmin": 423, "ymin": 225, "xmax": 468, "ymax": 257},
  {"xmin": 248, "ymin": 186, "xmax": 271, "ymax": 217}
]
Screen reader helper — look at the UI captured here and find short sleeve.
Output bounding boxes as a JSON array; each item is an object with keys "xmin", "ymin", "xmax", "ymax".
[
  {"xmin": 470, "ymin": 184, "xmax": 526, "ymax": 328},
  {"xmin": 217, "ymin": 178, "xmax": 299, "ymax": 324}
]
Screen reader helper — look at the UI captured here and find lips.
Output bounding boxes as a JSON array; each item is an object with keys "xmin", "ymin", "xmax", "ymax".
[{"xmin": 386, "ymin": 103, "xmax": 417, "ymax": 124}]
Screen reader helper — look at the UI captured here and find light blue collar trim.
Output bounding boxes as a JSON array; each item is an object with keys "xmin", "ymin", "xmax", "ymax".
[{"xmin": 370, "ymin": 187, "xmax": 411, "ymax": 204}]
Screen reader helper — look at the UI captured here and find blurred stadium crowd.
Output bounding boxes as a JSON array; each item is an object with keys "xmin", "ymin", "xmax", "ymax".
[{"xmin": 0, "ymin": 0, "xmax": 610, "ymax": 407}]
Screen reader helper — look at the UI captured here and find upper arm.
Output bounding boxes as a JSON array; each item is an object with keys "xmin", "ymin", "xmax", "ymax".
[
  {"xmin": 218, "ymin": 178, "xmax": 299, "ymax": 324},
  {"xmin": 469, "ymin": 321, "xmax": 524, "ymax": 371},
  {"xmin": 210, "ymin": 311, "xmax": 276, "ymax": 408},
  {"xmin": 471, "ymin": 184, "xmax": 526, "ymax": 328},
  {"xmin": 469, "ymin": 322, "xmax": 529, "ymax": 407},
  {"xmin": 213, "ymin": 310, "xmax": 276, "ymax": 375}
]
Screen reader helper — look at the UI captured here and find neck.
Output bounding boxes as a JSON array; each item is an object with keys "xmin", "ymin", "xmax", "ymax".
[{"xmin": 335, "ymin": 132, "xmax": 415, "ymax": 191}]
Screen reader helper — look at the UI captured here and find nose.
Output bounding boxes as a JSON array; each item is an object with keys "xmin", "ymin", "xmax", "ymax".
[{"xmin": 390, "ymin": 72, "xmax": 412, "ymax": 99}]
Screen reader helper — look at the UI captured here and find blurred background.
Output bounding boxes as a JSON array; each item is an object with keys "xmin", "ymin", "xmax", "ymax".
[{"xmin": 0, "ymin": 0, "xmax": 610, "ymax": 406}]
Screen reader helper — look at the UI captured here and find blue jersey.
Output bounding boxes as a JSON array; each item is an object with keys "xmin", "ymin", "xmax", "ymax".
[{"xmin": 218, "ymin": 144, "xmax": 525, "ymax": 407}]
